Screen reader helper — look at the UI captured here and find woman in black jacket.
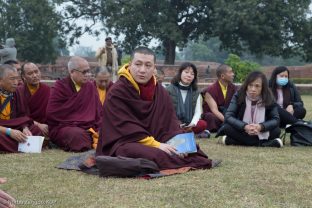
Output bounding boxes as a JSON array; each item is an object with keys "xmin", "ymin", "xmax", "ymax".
[
  {"xmin": 222, "ymin": 71, "xmax": 282, "ymax": 147},
  {"xmin": 269, "ymin": 66, "xmax": 306, "ymax": 127}
]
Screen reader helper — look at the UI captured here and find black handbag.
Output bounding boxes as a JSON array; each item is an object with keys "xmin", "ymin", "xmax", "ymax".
[{"xmin": 286, "ymin": 121, "xmax": 312, "ymax": 146}]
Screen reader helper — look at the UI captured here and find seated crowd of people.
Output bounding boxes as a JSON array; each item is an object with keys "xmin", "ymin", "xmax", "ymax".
[{"xmin": 0, "ymin": 46, "xmax": 307, "ymax": 162}]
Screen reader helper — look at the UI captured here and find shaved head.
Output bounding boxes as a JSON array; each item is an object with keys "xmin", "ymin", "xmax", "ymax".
[
  {"xmin": 95, "ymin": 66, "xmax": 112, "ymax": 90},
  {"xmin": 21, "ymin": 62, "xmax": 41, "ymax": 86}
]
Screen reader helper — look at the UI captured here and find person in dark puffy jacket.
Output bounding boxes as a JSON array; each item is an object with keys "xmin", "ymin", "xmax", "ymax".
[
  {"xmin": 269, "ymin": 66, "xmax": 306, "ymax": 127},
  {"xmin": 221, "ymin": 71, "xmax": 283, "ymax": 148}
]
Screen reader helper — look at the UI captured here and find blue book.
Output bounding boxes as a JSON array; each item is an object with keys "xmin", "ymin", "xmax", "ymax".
[{"xmin": 166, "ymin": 132, "xmax": 197, "ymax": 154}]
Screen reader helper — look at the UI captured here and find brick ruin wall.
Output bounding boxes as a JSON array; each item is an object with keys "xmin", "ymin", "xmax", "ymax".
[{"xmin": 39, "ymin": 56, "xmax": 312, "ymax": 93}]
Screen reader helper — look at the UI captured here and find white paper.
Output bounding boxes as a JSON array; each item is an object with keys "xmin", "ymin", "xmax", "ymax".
[{"xmin": 18, "ymin": 136, "xmax": 44, "ymax": 153}]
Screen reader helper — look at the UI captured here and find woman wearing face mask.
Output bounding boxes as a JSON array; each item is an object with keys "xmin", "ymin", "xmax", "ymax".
[
  {"xmin": 221, "ymin": 71, "xmax": 282, "ymax": 147},
  {"xmin": 166, "ymin": 62, "xmax": 209, "ymax": 136},
  {"xmin": 269, "ymin": 66, "xmax": 306, "ymax": 127}
]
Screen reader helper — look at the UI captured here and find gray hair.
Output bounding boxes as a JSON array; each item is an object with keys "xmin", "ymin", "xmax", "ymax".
[
  {"xmin": 95, "ymin": 66, "xmax": 110, "ymax": 76},
  {"xmin": 67, "ymin": 56, "xmax": 81, "ymax": 72},
  {"xmin": 0, "ymin": 64, "xmax": 16, "ymax": 78}
]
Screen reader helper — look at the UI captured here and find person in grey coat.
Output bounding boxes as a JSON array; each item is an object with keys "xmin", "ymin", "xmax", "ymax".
[{"xmin": 0, "ymin": 38, "xmax": 17, "ymax": 64}]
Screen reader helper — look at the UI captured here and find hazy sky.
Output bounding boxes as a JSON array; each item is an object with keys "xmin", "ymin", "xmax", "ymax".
[{"xmin": 68, "ymin": 21, "xmax": 107, "ymax": 55}]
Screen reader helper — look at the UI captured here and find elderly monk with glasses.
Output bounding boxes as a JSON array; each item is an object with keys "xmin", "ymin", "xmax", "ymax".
[{"xmin": 46, "ymin": 56, "xmax": 102, "ymax": 152}]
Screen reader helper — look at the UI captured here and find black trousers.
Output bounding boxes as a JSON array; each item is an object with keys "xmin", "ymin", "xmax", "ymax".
[
  {"xmin": 223, "ymin": 123, "xmax": 281, "ymax": 147},
  {"xmin": 278, "ymin": 106, "xmax": 306, "ymax": 127}
]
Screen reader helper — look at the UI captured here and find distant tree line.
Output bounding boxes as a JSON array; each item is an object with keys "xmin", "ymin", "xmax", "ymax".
[
  {"xmin": 177, "ymin": 37, "xmax": 309, "ymax": 66},
  {"xmin": 1, "ymin": 0, "xmax": 311, "ymax": 64}
]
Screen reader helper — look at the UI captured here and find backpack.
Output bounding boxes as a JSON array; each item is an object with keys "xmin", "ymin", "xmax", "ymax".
[{"xmin": 285, "ymin": 122, "xmax": 312, "ymax": 146}]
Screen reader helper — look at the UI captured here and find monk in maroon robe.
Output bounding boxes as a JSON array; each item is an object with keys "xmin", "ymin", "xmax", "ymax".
[
  {"xmin": 96, "ymin": 47, "xmax": 218, "ymax": 171},
  {"xmin": 202, "ymin": 64, "xmax": 236, "ymax": 132},
  {"xmin": 46, "ymin": 56, "xmax": 102, "ymax": 152},
  {"xmin": 0, "ymin": 64, "xmax": 41, "ymax": 153},
  {"xmin": 94, "ymin": 66, "xmax": 113, "ymax": 106},
  {"xmin": 16, "ymin": 62, "xmax": 50, "ymax": 136}
]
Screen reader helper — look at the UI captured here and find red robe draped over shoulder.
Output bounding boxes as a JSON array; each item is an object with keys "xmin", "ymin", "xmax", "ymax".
[
  {"xmin": 202, "ymin": 81, "xmax": 236, "ymax": 132},
  {"xmin": 0, "ymin": 92, "xmax": 41, "ymax": 153},
  {"xmin": 46, "ymin": 77, "xmax": 102, "ymax": 152},
  {"xmin": 96, "ymin": 76, "xmax": 212, "ymax": 170},
  {"xmin": 16, "ymin": 83, "xmax": 50, "ymax": 123}
]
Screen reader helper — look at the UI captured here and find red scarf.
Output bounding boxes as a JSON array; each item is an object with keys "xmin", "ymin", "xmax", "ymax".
[{"xmin": 138, "ymin": 78, "xmax": 156, "ymax": 101}]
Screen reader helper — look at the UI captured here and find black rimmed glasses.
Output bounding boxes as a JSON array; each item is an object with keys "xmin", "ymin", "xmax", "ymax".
[{"xmin": 73, "ymin": 69, "xmax": 91, "ymax": 75}]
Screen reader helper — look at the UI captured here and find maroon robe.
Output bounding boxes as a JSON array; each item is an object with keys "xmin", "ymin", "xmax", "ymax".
[
  {"xmin": 202, "ymin": 81, "xmax": 236, "ymax": 132},
  {"xmin": 46, "ymin": 77, "xmax": 102, "ymax": 152},
  {"xmin": 0, "ymin": 92, "xmax": 41, "ymax": 153},
  {"xmin": 96, "ymin": 76, "xmax": 212, "ymax": 170},
  {"xmin": 16, "ymin": 83, "xmax": 50, "ymax": 123}
]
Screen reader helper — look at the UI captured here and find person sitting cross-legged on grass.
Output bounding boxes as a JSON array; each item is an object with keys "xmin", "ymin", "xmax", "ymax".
[
  {"xmin": 221, "ymin": 71, "xmax": 283, "ymax": 148},
  {"xmin": 46, "ymin": 56, "xmax": 102, "ymax": 152},
  {"xmin": 0, "ymin": 64, "xmax": 42, "ymax": 153},
  {"xmin": 166, "ymin": 62, "xmax": 208, "ymax": 136},
  {"xmin": 269, "ymin": 66, "xmax": 306, "ymax": 127},
  {"xmin": 96, "ymin": 47, "xmax": 221, "ymax": 171}
]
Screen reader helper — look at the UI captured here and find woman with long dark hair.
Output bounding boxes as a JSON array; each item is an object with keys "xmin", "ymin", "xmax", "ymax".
[
  {"xmin": 166, "ymin": 62, "xmax": 208, "ymax": 135},
  {"xmin": 222, "ymin": 71, "xmax": 282, "ymax": 147},
  {"xmin": 269, "ymin": 66, "xmax": 306, "ymax": 127}
]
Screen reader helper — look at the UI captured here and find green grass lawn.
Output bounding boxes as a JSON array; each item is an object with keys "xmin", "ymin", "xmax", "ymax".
[{"xmin": 1, "ymin": 96, "xmax": 312, "ymax": 208}]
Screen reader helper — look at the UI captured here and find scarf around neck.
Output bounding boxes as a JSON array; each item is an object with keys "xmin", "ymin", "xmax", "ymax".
[
  {"xmin": 138, "ymin": 77, "xmax": 156, "ymax": 101},
  {"xmin": 177, "ymin": 82, "xmax": 191, "ymax": 90},
  {"xmin": 0, "ymin": 88, "xmax": 13, "ymax": 97},
  {"xmin": 243, "ymin": 93, "xmax": 269, "ymax": 140},
  {"xmin": 174, "ymin": 82, "xmax": 193, "ymax": 124}
]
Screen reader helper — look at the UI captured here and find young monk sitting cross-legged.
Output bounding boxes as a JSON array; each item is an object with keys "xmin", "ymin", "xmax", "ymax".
[{"xmin": 96, "ymin": 47, "xmax": 221, "ymax": 171}]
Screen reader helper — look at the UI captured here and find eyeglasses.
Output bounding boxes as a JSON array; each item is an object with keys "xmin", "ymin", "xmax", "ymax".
[{"xmin": 73, "ymin": 69, "xmax": 91, "ymax": 75}]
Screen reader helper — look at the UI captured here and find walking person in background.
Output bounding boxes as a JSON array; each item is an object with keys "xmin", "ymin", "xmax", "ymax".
[{"xmin": 95, "ymin": 37, "xmax": 118, "ymax": 81}]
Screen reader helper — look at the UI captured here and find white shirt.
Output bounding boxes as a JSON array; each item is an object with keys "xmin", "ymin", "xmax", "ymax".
[{"xmin": 179, "ymin": 82, "xmax": 203, "ymax": 126}]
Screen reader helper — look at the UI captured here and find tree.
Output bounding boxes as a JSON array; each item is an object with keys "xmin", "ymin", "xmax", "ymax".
[
  {"xmin": 178, "ymin": 37, "xmax": 229, "ymax": 63},
  {"xmin": 57, "ymin": 0, "xmax": 214, "ymax": 64},
  {"xmin": 58, "ymin": 0, "xmax": 312, "ymax": 64},
  {"xmin": 0, "ymin": 0, "xmax": 66, "ymax": 63},
  {"xmin": 225, "ymin": 54, "xmax": 259, "ymax": 83},
  {"xmin": 179, "ymin": 37, "xmax": 309, "ymax": 66},
  {"xmin": 212, "ymin": 0, "xmax": 312, "ymax": 61}
]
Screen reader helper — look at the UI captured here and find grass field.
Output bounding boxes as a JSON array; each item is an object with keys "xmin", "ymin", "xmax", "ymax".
[{"xmin": 1, "ymin": 96, "xmax": 312, "ymax": 208}]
